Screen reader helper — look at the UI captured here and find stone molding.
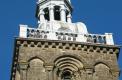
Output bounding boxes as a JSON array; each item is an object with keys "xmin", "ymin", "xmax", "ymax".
[{"xmin": 16, "ymin": 38, "xmax": 120, "ymax": 55}]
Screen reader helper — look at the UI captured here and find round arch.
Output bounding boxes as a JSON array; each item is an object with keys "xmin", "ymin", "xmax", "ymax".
[
  {"xmin": 93, "ymin": 60, "xmax": 111, "ymax": 69},
  {"xmin": 27, "ymin": 55, "xmax": 46, "ymax": 64},
  {"xmin": 93, "ymin": 62, "xmax": 113, "ymax": 80},
  {"xmin": 51, "ymin": 53, "xmax": 87, "ymax": 66}
]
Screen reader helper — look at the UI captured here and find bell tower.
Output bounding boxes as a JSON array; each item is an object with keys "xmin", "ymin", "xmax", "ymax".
[
  {"xmin": 36, "ymin": 0, "xmax": 72, "ymax": 23},
  {"xmin": 10, "ymin": 0, "xmax": 120, "ymax": 80}
]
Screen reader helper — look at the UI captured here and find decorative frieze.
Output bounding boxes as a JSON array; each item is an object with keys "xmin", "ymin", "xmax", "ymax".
[
  {"xmin": 96, "ymin": 47, "xmax": 101, "ymax": 53},
  {"xmin": 30, "ymin": 42, "xmax": 35, "ymax": 47},
  {"xmin": 37, "ymin": 42, "xmax": 41, "ymax": 47},
  {"xmin": 23, "ymin": 41, "xmax": 28, "ymax": 47},
  {"xmin": 103, "ymin": 48, "xmax": 107, "ymax": 53},
  {"xmin": 16, "ymin": 39, "xmax": 120, "ymax": 55},
  {"xmin": 83, "ymin": 46, "xmax": 88, "ymax": 51},
  {"xmin": 77, "ymin": 44, "xmax": 82, "ymax": 50},
  {"xmin": 89, "ymin": 46, "xmax": 94, "ymax": 52},
  {"xmin": 109, "ymin": 49, "xmax": 114, "ymax": 54}
]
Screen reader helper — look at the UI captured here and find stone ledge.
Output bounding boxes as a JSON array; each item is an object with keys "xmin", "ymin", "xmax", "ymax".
[{"xmin": 15, "ymin": 37, "xmax": 120, "ymax": 55}]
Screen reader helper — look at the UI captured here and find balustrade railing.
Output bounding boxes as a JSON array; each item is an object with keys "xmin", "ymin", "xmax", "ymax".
[
  {"xmin": 56, "ymin": 32, "xmax": 77, "ymax": 41},
  {"xmin": 19, "ymin": 25, "xmax": 114, "ymax": 45},
  {"xmin": 27, "ymin": 28, "xmax": 49, "ymax": 39},
  {"xmin": 84, "ymin": 34, "xmax": 106, "ymax": 44}
]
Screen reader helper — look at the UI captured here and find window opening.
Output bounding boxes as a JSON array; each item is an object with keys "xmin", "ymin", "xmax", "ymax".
[
  {"xmin": 62, "ymin": 71, "xmax": 72, "ymax": 80},
  {"xmin": 54, "ymin": 6, "xmax": 60, "ymax": 21},
  {"xmin": 44, "ymin": 8, "xmax": 49, "ymax": 21}
]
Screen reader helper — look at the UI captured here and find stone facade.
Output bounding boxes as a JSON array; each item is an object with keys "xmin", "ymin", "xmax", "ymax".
[
  {"xmin": 10, "ymin": 38, "xmax": 120, "ymax": 80},
  {"xmin": 10, "ymin": 0, "xmax": 120, "ymax": 80}
]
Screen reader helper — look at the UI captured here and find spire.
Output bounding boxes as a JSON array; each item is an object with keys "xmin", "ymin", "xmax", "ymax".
[{"xmin": 36, "ymin": 0, "xmax": 73, "ymax": 24}]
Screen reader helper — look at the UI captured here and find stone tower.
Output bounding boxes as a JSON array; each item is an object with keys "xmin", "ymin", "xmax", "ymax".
[{"xmin": 10, "ymin": 0, "xmax": 120, "ymax": 80}]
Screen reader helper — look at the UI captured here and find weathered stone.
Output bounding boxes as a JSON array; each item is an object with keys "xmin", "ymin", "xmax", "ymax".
[{"xmin": 10, "ymin": 38, "xmax": 120, "ymax": 80}]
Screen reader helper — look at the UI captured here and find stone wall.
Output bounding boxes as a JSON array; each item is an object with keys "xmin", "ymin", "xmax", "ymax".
[{"xmin": 11, "ymin": 38, "xmax": 120, "ymax": 80}]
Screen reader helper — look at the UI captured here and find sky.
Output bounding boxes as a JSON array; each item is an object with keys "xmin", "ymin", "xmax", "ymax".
[{"xmin": 0, "ymin": 0, "xmax": 122, "ymax": 80}]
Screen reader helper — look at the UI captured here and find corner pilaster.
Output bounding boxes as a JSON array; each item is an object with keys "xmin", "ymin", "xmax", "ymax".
[
  {"xmin": 84, "ymin": 66, "xmax": 94, "ymax": 80},
  {"xmin": 19, "ymin": 62, "xmax": 28, "ymax": 80},
  {"xmin": 45, "ymin": 64, "xmax": 54, "ymax": 80}
]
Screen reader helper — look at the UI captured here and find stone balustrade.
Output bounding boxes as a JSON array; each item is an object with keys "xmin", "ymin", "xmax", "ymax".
[
  {"xmin": 27, "ymin": 28, "xmax": 49, "ymax": 39},
  {"xmin": 84, "ymin": 34, "xmax": 106, "ymax": 44},
  {"xmin": 19, "ymin": 25, "xmax": 114, "ymax": 45}
]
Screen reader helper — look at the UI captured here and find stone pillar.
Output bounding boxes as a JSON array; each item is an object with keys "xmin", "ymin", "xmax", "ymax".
[
  {"xmin": 19, "ymin": 62, "xmax": 28, "ymax": 80},
  {"xmin": 45, "ymin": 65, "xmax": 54, "ymax": 80},
  {"xmin": 105, "ymin": 33, "xmax": 114, "ymax": 45},
  {"xmin": 79, "ymin": 69, "xmax": 86, "ymax": 80},
  {"xmin": 60, "ymin": 6, "xmax": 66, "ymax": 22},
  {"xmin": 19, "ymin": 25, "xmax": 28, "ymax": 38},
  {"xmin": 67, "ymin": 13, "xmax": 72, "ymax": 23},
  {"xmin": 58, "ymin": 70, "xmax": 62, "ymax": 80},
  {"xmin": 85, "ymin": 68, "xmax": 93, "ymax": 80},
  {"xmin": 53, "ymin": 68, "xmax": 58, "ymax": 80},
  {"xmin": 39, "ymin": 10, "xmax": 45, "ymax": 24},
  {"xmin": 49, "ymin": 6, "xmax": 54, "ymax": 21}
]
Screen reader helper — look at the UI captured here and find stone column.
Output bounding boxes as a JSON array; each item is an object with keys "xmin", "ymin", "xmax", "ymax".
[
  {"xmin": 49, "ymin": 6, "xmax": 54, "ymax": 21},
  {"xmin": 19, "ymin": 62, "xmax": 28, "ymax": 80},
  {"xmin": 79, "ymin": 69, "xmax": 86, "ymax": 80},
  {"xmin": 45, "ymin": 65, "xmax": 54, "ymax": 80},
  {"xmin": 60, "ymin": 6, "xmax": 66, "ymax": 22},
  {"xmin": 39, "ymin": 10, "xmax": 45, "ymax": 24},
  {"xmin": 67, "ymin": 13, "xmax": 72, "ymax": 23},
  {"xmin": 58, "ymin": 70, "xmax": 62, "ymax": 80},
  {"xmin": 53, "ymin": 68, "xmax": 58, "ymax": 80},
  {"xmin": 19, "ymin": 25, "xmax": 28, "ymax": 38},
  {"xmin": 85, "ymin": 68, "xmax": 93, "ymax": 80}
]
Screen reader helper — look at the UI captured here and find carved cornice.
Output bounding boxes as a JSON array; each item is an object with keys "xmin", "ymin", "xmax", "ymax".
[{"xmin": 15, "ymin": 38, "xmax": 120, "ymax": 55}]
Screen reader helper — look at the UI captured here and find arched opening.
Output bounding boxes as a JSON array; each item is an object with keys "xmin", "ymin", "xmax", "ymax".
[
  {"xmin": 54, "ymin": 6, "xmax": 60, "ymax": 21},
  {"xmin": 43, "ymin": 8, "xmax": 49, "ymax": 21},
  {"xmin": 54, "ymin": 55, "xmax": 84, "ymax": 80},
  {"xmin": 62, "ymin": 71, "xmax": 72, "ymax": 80},
  {"xmin": 27, "ymin": 58, "xmax": 46, "ymax": 80},
  {"xmin": 93, "ymin": 63, "xmax": 112, "ymax": 80}
]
